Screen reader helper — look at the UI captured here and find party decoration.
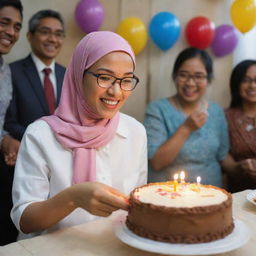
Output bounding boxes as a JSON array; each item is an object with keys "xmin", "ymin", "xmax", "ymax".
[
  {"xmin": 185, "ymin": 16, "xmax": 215, "ymax": 49},
  {"xmin": 75, "ymin": 0, "xmax": 104, "ymax": 33},
  {"xmin": 211, "ymin": 25, "xmax": 239, "ymax": 57},
  {"xmin": 149, "ymin": 12, "xmax": 181, "ymax": 51},
  {"xmin": 116, "ymin": 17, "xmax": 147, "ymax": 55},
  {"xmin": 230, "ymin": 0, "xmax": 256, "ymax": 33}
]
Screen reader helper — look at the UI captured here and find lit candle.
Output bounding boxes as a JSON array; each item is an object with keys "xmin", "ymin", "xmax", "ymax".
[
  {"xmin": 179, "ymin": 171, "xmax": 186, "ymax": 192},
  {"xmin": 180, "ymin": 171, "xmax": 185, "ymax": 184},
  {"xmin": 173, "ymin": 173, "xmax": 178, "ymax": 192},
  {"xmin": 197, "ymin": 176, "xmax": 201, "ymax": 192}
]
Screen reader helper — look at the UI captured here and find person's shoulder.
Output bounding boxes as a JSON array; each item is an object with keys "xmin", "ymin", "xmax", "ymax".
[
  {"xmin": 148, "ymin": 98, "xmax": 168, "ymax": 107},
  {"xmin": 208, "ymin": 101, "xmax": 225, "ymax": 113},
  {"xmin": 25, "ymin": 119, "xmax": 53, "ymax": 137},
  {"xmin": 55, "ymin": 62, "xmax": 66, "ymax": 71},
  {"xmin": 120, "ymin": 113, "xmax": 144, "ymax": 128},
  {"xmin": 9, "ymin": 56, "xmax": 29, "ymax": 68}
]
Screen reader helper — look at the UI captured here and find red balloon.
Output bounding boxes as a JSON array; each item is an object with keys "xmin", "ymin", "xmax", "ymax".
[{"xmin": 185, "ymin": 16, "xmax": 215, "ymax": 49}]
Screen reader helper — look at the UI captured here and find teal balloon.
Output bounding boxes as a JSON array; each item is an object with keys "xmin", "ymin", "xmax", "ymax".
[{"xmin": 149, "ymin": 12, "xmax": 181, "ymax": 51}]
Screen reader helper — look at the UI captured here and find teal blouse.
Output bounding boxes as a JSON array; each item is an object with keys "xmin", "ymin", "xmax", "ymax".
[{"xmin": 144, "ymin": 98, "xmax": 229, "ymax": 187}]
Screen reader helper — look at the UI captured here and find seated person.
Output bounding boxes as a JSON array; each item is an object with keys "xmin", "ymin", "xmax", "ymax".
[
  {"xmin": 11, "ymin": 31, "xmax": 147, "ymax": 239},
  {"xmin": 225, "ymin": 60, "xmax": 256, "ymax": 192}
]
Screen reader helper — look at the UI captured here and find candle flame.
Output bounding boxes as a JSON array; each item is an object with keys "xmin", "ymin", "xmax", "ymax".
[
  {"xmin": 180, "ymin": 171, "xmax": 185, "ymax": 180},
  {"xmin": 197, "ymin": 176, "xmax": 201, "ymax": 183},
  {"xmin": 174, "ymin": 173, "xmax": 178, "ymax": 180}
]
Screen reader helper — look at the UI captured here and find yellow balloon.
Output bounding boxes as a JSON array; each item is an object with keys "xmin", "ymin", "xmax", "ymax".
[
  {"xmin": 116, "ymin": 17, "xmax": 148, "ymax": 55},
  {"xmin": 230, "ymin": 0, "xmax": 256, "ymax": 33}
]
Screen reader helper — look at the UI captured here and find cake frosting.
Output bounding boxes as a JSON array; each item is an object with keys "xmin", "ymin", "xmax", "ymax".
[{"xmin": 126, "ymin": 182, "xmax": 234, "ymax": 244}]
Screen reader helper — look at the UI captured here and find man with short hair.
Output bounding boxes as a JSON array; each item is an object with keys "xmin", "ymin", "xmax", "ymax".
[
  {"xmin": 0, "ymin": 0, "xmax": 23, "ymax": 245},
  {"xmin": 5, "ymin": 9, "xmax": 66, "ymax": 143}
]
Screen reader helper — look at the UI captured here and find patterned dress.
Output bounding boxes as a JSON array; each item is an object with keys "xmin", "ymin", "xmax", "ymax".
[
  {"xmin": 144, "ymin": 98, "xmax": 229, "ymax": 187},
  {"xmin": 0, "ymin": 56, "xmax": 12, "ymax": 143},
  {"xmin": 225, "ymin": 108, "xmax": 256, "ymax": 192}
]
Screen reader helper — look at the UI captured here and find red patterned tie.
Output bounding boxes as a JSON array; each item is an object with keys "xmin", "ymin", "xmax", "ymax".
[{"xmin": 43, "ymin": 68, "xmax": 56, "ymax": 114}]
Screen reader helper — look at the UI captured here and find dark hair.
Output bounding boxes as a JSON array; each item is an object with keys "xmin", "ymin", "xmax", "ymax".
[
  {"xmin": 28, "ymin": 9, "xmax": 65, "ymax": 33},
  {"xmin": 229, "ymin": 60, "xmax": 256, "ymax": 108},
  {"xmin": 0, "ymin": 0, "xmax": 23, "ymax": 18},
  {"xmin": 172, "ymin": 47, "xmax": 213, "ymax": 82}
]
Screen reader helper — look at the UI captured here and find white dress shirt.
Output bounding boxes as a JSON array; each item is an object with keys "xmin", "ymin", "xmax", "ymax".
[{"xmin": 11, "ymin": 113, "xmax": 147, "ymax": 239}]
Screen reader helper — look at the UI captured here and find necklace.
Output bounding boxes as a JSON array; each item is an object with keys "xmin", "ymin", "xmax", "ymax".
[{"xmin": 244, "ymin": 117, "xmax": 256, "ymax": 132}]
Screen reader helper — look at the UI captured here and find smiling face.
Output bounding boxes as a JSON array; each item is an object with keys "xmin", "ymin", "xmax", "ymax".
[
  {"xmin": 27, "ymin": 17, "xmax": 64, "ymax": 65},
  {"xmin": 82, "ymin": 51, "xmax": 134, "ymax": 119},
  {"xmin": 174, "ymin": 57, "xmax": 208, "ymax": 104},
  {"xmin": 0, "ymin": 6, "xmax": 22, "ymax": 55},
  {"xmin": 240, "ymin": 64, "xmax": 256, "ymax": 105}
]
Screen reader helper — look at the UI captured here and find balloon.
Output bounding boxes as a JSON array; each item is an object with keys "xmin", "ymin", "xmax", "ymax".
[
  {"xmin": 116, "ymin": 17, "xmax": 147, "ymax": 55},
  {"xmin": 149, "ymin": 12, "xmax": 181, "ymax": 51},
  {"xmin": 75, "ymin": 0, "xmax": 104, "ymax": 33},
  {"xmin": 185, "ymin": 16, "xmax": 215, "ymax": 49},
  {"xmin": 230, "ymin": 0, "xmax": 256, "ymax": 33},
  {"xmin": 211, "ymin": 25, "xmax": 239, "ymax": 57}
]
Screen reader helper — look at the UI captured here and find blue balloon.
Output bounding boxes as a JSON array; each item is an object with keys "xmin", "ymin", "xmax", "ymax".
[{"xmin": 149, "ymin": 12, "xmax": 181, "ymax": 51}]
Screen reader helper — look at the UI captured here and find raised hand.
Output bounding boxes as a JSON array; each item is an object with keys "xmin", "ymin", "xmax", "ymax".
[{"xmin": 182, "ymin": 111, "xmax": 208, "ymax": 132}]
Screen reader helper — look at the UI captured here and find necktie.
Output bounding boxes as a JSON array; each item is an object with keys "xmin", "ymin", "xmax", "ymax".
[{"xmin": 43, "ymin": 68, "xmax": 56, "ymax": 114}]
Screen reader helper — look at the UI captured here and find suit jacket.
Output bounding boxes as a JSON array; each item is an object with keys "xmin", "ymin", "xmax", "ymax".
[{"xmin": 4, "ymin": 54, "xmax": 66, "ymax": 141}]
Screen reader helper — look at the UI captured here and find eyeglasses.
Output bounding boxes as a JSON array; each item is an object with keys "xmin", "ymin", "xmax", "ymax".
[
  {"xmin": 176, "ymin": 72, "xmax": 208, "ymax": 84},
  {"xmin": 85, "ymin": 70, "xmax": 139, "ymax": 91},
  {"xmin": 242, "ymin": 77, "xmax": 256, "ymax": 85},
  {"xmin": 35, "ymin": 27, "xmax": 65, "ymax": 39}
]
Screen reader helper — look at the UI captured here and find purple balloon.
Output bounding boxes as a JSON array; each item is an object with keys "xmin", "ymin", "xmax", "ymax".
[
  {"xmin": 211, "ymin": 24, "xmax": 239, "ymax": 57},
  {"xmin": 75, "ymin": 0, "xmax": 104, "ymax": 33}
]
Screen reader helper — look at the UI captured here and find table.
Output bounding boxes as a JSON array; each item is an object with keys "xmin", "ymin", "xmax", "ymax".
[{"xmin": 0, "ymin": 190, "xmax": 255, "ymax": 256}]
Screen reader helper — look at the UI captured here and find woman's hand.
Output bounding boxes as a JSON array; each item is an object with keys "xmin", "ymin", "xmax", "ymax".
[
  {"xmin": 240, "ymin": 159, "xmax": 256, "ymax": 179},
  {"xmin": 70, "ymin": 182, "xmax": 129, "ymax": 217},
  {"xmin": 182, "ymin": 111, "xmax": 208, "ymax": 132},
  {"xmin": 1, "ymin": 135, "xmax": 20, "ymax": 166}
]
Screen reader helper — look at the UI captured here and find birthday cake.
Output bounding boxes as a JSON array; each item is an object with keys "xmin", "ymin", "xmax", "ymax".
[{"xmin": 126, "ymin": 182, "xmax": 234, "ymax": 244}]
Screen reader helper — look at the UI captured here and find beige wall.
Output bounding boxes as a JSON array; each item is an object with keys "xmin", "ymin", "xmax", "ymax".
[{"xmin": 4, "ymin": 0, "xmax": 233, "ymax": 122}]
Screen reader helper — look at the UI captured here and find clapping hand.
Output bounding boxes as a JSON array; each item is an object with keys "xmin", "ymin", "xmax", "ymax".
[{"xmin": 183, "ymin": 111, "xmax": 208, "ymax": 132}]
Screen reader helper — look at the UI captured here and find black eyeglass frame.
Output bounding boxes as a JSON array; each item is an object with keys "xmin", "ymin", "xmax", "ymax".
[
  {"xmin": 34, "ymin": 27, "xmax": 65, "ymax": 39},
  {"xmin": 85, "ymin": 70, "xmax": 139, "ymax": 91}
]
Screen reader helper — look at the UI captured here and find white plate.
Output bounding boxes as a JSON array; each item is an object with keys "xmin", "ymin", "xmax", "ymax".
[
  {"xmin": 114, "ymin": 218, "xmax": 250, "ymax": 255},
  {"xmin": 246, "ymin": 190, "xmax": 256, "ymax": 206}
]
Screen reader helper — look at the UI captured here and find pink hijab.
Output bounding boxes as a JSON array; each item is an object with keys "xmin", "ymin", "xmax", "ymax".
[{"xmin": 42, "ymin": 31, "xmax": 135, "ymax": 184}]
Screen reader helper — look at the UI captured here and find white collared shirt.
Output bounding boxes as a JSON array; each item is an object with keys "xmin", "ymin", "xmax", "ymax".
[
  {"xmin": 11, "ymin": 113, "xmax": 148, "ymax": 239},
  {"xmin": 31, "ymin": 53, "xmax": 57, "ymax": 99}
]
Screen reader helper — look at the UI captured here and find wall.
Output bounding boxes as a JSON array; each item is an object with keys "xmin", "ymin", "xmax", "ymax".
[{"xmin": 4, "ymin": 0, "xmax": 233, "ymax": 122}]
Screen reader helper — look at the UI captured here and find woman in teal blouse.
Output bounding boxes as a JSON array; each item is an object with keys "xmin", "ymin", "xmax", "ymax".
[{"xmin": 144, "ymin": 48, "xmax": 230, "ymax": 187}]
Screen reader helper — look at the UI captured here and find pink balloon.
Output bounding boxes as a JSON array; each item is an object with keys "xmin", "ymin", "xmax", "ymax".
[
  {"xmin": 211, "ymin": 25, "xmax": 239, "ymax": 57},
  {"xmin": 75, "ymin": 0, "xmax": 104, "ymax": 33}
]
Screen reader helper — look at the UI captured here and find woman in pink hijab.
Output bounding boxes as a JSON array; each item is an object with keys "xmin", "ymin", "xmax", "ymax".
[{"xmin": 11, "ymin": 31, "xmax": 147, "ymax": 238}]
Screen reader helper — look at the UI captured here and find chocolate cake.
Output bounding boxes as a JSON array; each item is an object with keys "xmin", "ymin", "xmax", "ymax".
[{"xmin": 126, "ymin": 182, "xmax": 234, "ymax": 244}]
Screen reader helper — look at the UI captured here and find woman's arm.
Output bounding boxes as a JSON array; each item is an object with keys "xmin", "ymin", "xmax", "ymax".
[
  {"xmin": 20, "ymin": 182, "xmax": 128, "ymax": 234},
  {"xmin": 220, "ymin": 153, "xmax": 240, "ymax": 174}
]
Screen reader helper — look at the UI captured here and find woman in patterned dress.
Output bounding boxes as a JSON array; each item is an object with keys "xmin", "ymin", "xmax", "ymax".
[{"xmin": 225, "ymin": 60, "xmax": 256, "ymax": 192}]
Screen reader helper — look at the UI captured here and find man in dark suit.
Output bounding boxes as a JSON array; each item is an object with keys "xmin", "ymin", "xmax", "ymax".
[
  {"xmin": 4, "ymin": 9, "xmax": 66, "ymax": 154},
  {"xmin": 1, "ymin": 9, "xmax": 65, "ymax": 244}
]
